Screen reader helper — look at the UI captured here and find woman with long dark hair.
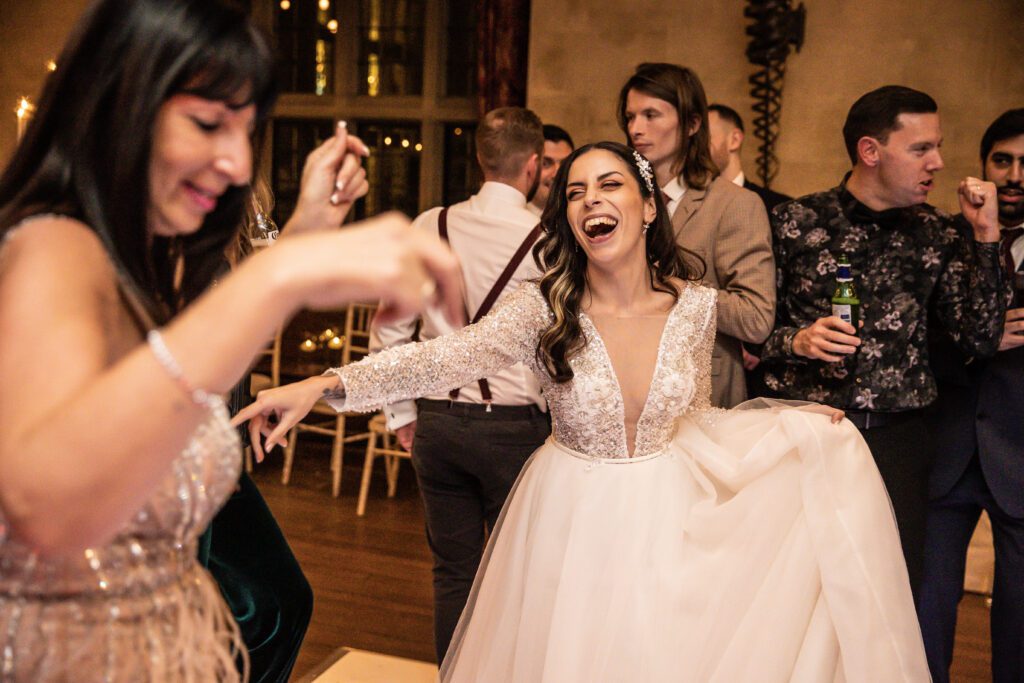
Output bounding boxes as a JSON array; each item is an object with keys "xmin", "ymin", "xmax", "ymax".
[
  {"xmin": 0, "ymin": 0, "xmax": 460, "ymax": 680},
  {"xmin": 239, "ymin": 142, "xmax": 929, "ymax": 680}
]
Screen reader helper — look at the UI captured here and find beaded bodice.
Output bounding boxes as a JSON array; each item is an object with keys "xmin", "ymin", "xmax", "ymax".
[
  {"xmin": 0, "ymin": 403, "xmax": 239, "ymax": 596},
  {"xmin": 334, "ymin": 281, "xmax": 717, "ymax": 458}
]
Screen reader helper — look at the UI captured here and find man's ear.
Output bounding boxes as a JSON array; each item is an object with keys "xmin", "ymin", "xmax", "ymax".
[
  {"xmin": 857, "ymin": 137, "xmax": 882, "ymax": 168},
  {"xmin": 526, "ymin": 152, "xmax": 539, "ymax": 178},
  {"xmin": 728, "ymin": 128, "xmax": 744, "ymax": 155},
  {"xmin": 688, "ymin": 115, "xmax": 702, "ymax": 137}
]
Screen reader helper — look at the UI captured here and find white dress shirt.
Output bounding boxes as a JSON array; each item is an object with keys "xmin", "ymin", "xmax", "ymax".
[
  {"xmin": 1009, "ymin": 221, "xmax": 1024, "ymax": 270},
  {"xmin": 732, "ymin": 171, "xmax": 745, "ymax": 188},
  {"xmin": 372, "ymin": 181, "xmax": 546, "ymax": 430},
  {"xmin": 660, "ymin": 176, "xmax": 687, "ymax": 217},
  {"xmin": 526, "ymin": 201, "xmax": 543, "ymax": 218}
]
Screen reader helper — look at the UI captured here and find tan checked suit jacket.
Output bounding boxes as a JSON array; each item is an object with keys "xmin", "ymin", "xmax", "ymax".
[{"xmin": 671, "ymin": 175, "xmax": 776, "ymax": 407}]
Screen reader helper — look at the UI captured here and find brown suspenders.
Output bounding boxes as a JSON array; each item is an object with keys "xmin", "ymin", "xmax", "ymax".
[{"xmin": 437, "ymin": 206, "xmax": 542, "ymax": 410}]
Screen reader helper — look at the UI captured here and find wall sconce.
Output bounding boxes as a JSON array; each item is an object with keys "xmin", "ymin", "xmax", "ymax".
[{"xmin": 15, "ymin": 97, "xmax": 35, "ymax": 141}]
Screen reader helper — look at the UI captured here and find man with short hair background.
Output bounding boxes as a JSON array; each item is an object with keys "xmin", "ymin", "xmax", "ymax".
[
  {"xmin": 371, "ymin": 106, "xmax": 551, "ymax": 663},
  {"xmin": 920, "ymin": 108, "xmax": 1024, "ymax": 683},
  {"xmin": 707, "ymin": 103, "xmax": 792, "ymax": 398},
  {"xmin": 528, "ymin": 123, "xmax": 574, "ymax": 217},
  {"xmin": 761, "ymin": 85, "xmax": 1005, "ymax": 597},
  {"xmin": 707, "ymin": 103, "xmax": 791, "ymax": 211}
]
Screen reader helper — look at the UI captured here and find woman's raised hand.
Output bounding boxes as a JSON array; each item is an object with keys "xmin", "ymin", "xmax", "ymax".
[{"xmin": 283, "ymin": 120, "xmax": 371, "ymax": 234}]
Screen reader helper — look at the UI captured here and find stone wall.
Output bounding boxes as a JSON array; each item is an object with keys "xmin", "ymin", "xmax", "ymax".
[{"xmin": 526, "ymin": 0, "xmax": 1024, "ymax": 212}]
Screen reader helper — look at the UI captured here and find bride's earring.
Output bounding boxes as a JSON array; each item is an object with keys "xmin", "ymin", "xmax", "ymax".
[{"xmin": 642, "ymin": 222, "xmax": 651, "ymax": 236}]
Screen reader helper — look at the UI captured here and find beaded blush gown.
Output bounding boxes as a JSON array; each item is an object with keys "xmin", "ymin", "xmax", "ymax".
[
  {"xmin": 0, "ymin": 222, "xmax": 245, "ymax": 682},
  {"xmin": 0, "ymin": 405, "xmax": 244, "ymax": 682},
  {"xmin": 326, "ymin": 281, "xmax": 930, "ymax": 682}
]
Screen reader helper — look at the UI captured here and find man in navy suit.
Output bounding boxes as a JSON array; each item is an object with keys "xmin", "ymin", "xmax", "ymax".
[{"xmin": 920, "ymin": 108, "xmax": 1024, "ymax": 683}]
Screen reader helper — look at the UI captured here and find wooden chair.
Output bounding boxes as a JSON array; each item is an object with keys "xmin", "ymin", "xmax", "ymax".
[
  {"xmin": 283, "ymin": 303, "xmax": 377, "ymax": 497},
  {"xmin": 249, "ymin": 327, "xmax": 283, "ymax": 396},
  {"xmin": 357, "ymin": 413, "xmax": 412, "ymax": 516},
  {"xmin": 244, "ymin": 327, "xmax": 283, "ymax": 472}
]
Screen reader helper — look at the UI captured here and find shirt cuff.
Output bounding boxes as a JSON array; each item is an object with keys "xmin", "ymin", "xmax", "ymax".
[
  {"xmin": 320, "ymin": 368, "xmax": 348, "ymax": 412},
  {"xmin": 761, "ymin": 326, "xmax": 802, "ymax": 361},
  {"xmin": 384, "ymin": 400, "xmax": 418, "ymax": 430}
]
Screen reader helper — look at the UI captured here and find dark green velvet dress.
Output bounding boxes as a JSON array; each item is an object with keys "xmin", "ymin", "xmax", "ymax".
[{"xmin": 198, "ymin": 384, "xmax": 314, "ymax": 683}]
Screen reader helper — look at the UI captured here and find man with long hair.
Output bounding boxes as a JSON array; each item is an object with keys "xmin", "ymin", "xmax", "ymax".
[{"xmin": 618, "ymin": 63, "xmax": 776, "ymax": 408}]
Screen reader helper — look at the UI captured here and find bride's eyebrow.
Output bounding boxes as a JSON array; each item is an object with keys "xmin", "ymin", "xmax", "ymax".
[{"xmin": 567, "ymin": 170, "xmax": 626, "ymax": 190}]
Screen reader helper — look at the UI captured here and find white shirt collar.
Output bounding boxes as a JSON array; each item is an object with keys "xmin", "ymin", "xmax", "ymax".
[
  {"xmin": 660, "ymin": 176, "xmax": 687, "ymax": 203},
  {"xmin": 1006, "ymin": 221, "xmax": 1024, "ymax": 271},
  {"xmin": 659, "ymin": 176, "xmax": 687, "ymax": 217},
  {"xmin": 733, "ymin": 171, "xmax": 745, "ymax": 188},
  {"xmin": 477, "ymin": 181, "xmax": 528, "ymax": 208}
]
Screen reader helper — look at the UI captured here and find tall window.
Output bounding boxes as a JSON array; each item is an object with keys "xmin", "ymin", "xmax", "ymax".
[
  {"xmin": 274, "ymin": 0, "xmax": 337, "ymax": 95},
  {"xmin": 257, "ymin": 0, "xmax": 479, "ymax": 218},
  {"xmin": 357, "ymin": 0, "xmax": 426, "ymax": 97}
]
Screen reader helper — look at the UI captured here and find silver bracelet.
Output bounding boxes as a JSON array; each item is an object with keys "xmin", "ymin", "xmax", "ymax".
[{"xmin": 147, "ymin": 329, "xmax": 221, "ymax": 409}]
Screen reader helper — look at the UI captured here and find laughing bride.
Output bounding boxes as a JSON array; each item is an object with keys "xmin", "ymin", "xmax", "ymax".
[{"xmin": 237, "ymin": 141, "xmax": 929, "ymax": 682}]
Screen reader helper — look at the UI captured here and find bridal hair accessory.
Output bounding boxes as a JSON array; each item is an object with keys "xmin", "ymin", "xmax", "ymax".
[{"xmin": 632, "ymin": 150, "xmax": 655, "ymax": 194}]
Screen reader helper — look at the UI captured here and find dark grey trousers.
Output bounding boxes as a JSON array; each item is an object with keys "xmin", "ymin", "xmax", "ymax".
[
  {"xmin": 857, "ymin": 410, "xmax": 935, "ymax": 602},
  {"xmin": 410, "ymin": 399, "xmax": 551, "ymax": 663}
]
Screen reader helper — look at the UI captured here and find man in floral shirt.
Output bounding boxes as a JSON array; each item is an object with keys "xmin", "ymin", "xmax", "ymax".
[{"xmin": 761, "ymin": 86, "xmax": 1004, "ymax": 598}]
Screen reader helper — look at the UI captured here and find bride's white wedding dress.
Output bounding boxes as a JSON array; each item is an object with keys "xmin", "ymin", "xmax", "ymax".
[{"xmin": 327, "ymin": 281, "xmax": 929, "ymax": 682}]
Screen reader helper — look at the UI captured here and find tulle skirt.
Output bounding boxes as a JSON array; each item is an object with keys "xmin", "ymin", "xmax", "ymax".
[{"xmin": 440, "ymin": 401, "xmax": 930, "ymax": 682}]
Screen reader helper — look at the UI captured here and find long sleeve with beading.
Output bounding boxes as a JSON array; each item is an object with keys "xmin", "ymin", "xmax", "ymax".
[{"xmin": 323, "ymin": 284, "xmax": 551, "ymax": 414}]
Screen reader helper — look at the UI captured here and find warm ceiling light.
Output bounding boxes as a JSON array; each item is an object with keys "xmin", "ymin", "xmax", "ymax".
[
  {"xmin": 383, "ymin": 136, "xmax": 392, "ymax": 145},
  {"xmin": 327, "ymin": 19, "xmax": 338, "ymax": 32},
  {"xmin": 453, "ymin": 127, "xmax": 462, "ymax": 136},
  {"xmin": 414, "ymin": 143, "xmax": 423, "ymax": 152},
  {"xmin": 401, "ymin": 139, "xmax": 410, "ymax": 148},
  {"xmin": 318, "ymin": 0, "xmax": 330, "ymax": 10},
  {"xmin": 46, "ymin": 60, "xmax": 57, "ymax": 72},
  {"xmin": 279, "ymin": 0, "xmax": 290, "ymax": 10}
]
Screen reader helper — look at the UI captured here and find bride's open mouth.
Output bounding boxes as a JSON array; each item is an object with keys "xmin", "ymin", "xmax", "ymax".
[{"xmin": 583, "ymin": 215, "xmax": 618, "ymax": 240}]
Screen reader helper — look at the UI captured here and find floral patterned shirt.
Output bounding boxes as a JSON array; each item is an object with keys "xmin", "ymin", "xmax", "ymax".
[{"xmin": 761, "ymin": 179, "xmax": 1005, "ymax": 411}]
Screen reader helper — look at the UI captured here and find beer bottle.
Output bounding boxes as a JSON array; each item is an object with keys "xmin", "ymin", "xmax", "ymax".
[{"xmin": 831, "ymin": 255, "xmax": 860, "ymax": 330}]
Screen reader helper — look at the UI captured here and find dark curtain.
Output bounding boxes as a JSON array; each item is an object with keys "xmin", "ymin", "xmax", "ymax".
[{"xmin": 475, "ymin": 0, "xmax": 531, "ymax": 115}]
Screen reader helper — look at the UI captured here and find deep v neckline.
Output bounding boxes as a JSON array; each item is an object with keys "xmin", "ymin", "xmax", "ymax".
[{"xmin": 580, "ymin": 297, "xmax": 682, "ymax": 457}]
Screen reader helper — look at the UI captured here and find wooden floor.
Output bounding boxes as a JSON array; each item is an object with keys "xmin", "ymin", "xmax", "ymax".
[{"xmin": 250, "ymin": 440, "xmax": 994, "ymax": 682}]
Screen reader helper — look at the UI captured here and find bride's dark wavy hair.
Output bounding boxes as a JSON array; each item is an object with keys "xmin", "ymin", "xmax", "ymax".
[
  {"xmin": 0, "ymin": 0, "xmax": 276, "ymax": 325},
  {"xmin": 532, "ymin": 141, "xmax": 704, "ymax": 382}
]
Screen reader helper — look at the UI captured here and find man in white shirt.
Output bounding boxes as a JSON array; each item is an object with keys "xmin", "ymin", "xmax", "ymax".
[
  {"xmin": 371, "ymin": 106, "xmax": 550, "ymax": 664},
  {"xmin": 528, "ymin": 124, "xmax": 574, "ymax": 217}
]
